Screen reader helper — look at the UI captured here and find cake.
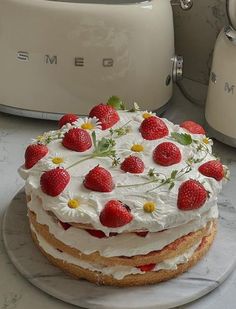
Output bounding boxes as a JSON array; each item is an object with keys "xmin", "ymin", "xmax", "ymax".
[{"xmin": 19, "ymin": 98, "xmax": 228, "ymax": 287}]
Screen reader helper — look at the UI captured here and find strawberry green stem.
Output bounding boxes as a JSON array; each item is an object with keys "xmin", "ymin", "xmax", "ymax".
[
  {"xmin": 66, "ymin": 156, "xmax": 93, "ymax": 170},
  {"xmin": 117, "ymin": 179, "xmax": 157, "ymax": 189}
]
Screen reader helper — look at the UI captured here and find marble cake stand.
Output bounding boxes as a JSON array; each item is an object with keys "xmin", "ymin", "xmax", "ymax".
[{"xmin": 3, "ymin": 190, "xmax": 236, "ymax": 309}]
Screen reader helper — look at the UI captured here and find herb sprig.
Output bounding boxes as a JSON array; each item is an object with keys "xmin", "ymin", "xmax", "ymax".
[{"xmin": 66, "ymin": 132, "xmax": 119, "ymax": 169}]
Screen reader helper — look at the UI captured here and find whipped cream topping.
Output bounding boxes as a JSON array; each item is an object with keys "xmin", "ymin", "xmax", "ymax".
[
  {"xmin": 20, "ymin": 110, "xmax": 223, "ymax": 234},
  {"xmin": 29, "ymin": 192, "xmax": 217, "ymax": 257},
  {"xmin": 31, "ymin": 224, "xmax": 201, "ymax": 280}
]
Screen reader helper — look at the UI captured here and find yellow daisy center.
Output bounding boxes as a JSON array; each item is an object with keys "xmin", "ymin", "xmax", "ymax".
[
  {"xmin": 52, "ymin": 157, "xmax": 64, "ymax": 165},
  {"xmin": 203, "ymin": 138, "xmax": 209, "ymax": 144},
  {"xmin": 143, "ymin": 201, "xmax": 156, "ymax": 213},
  {"xmin": 68, "ymin": 199, "xmax": 80, "ymax": 209},
  {"xmin": 131, "ymin": 144, "xmax": 144, "ymax": 152},
  {"xmin": 143, "ymin": 112, "xmax": 152, "ymax": 119},
  {"xmin": 81, "ymin": 122, "xmax": 94, "ymax": 130}
]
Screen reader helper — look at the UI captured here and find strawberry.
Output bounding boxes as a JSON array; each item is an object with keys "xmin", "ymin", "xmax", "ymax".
[
  {"xmin": 62, "ymin": 128, "xmax": 92, "ymax": 152},
  {"xmin": 86, "ymin": 229, "xmax": 107, "ymax": 238},
  {"xmin": 59, "ymin": 221, "xmax": 71, "ymax": 231},
  {"xmin": 121, "ymin": 156, "xmax": 145, "ymax": 174},
  {"xmin": 137, "ymin": 263, "xmax": 156, "ymax": 272},
  {"xmin": 89, "ymin": 104, "xmax": 119, "ymax": 130},
  {"xmin": 135, "ymin": 231, "xmax": 149, "ymax": 237},
  {"xmin": 153, "ymin": 142, "xmax": 181, "ymax": 166},
  {"xmin": 198, "ymin": 160, "xmax": 224, "ymax": 181},
  {"xmin": 180, "ymin": 120, "xmax": 205, "ymax": 135},
  {"xmin": 100, "ymin": 200, "xmax": 133, "ymax": 228},
  {"xmin": 40, "ymin": 168, "xmax": 70, "ymax": 197},
  {"xmin": 24, "ymin": 144, "xmax": 48, "ymax": 169},
  {"xmin": 86, "ymin": 229, "xmax": 118, "ymax": 238},
  {"xmin": 58, "ymin": 113, "xmax": 79, "ymax": 129},
  {"xmin": 84, "ymin": 166, "xmax": 114, "ymax": 192},
  {"xmin": 177, "ymin": 179, "xmax": 208, "ymax": 211},
  {"xmin": 139, "ymin": 116, "xmax": 169, "ymax": 140}
]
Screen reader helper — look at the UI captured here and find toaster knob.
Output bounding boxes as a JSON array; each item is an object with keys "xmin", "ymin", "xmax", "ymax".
[
  {"xmin": 171, "ymin": 0, "xmax": 193, "ymax": 10},
  {"xmin": 172, "ymin": 55, "xmax": 184, "ymax": 82}
]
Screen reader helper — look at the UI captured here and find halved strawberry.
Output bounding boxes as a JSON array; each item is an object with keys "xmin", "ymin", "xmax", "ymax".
[
  {"xmin": 100, "ymin": 200, "xmax": 133, "ymax": 228},
  {"xmin": 153, "ymin": 142, "xmax": 181, "ymax": 166},
  {"xmin": 121, "ymin": 156, "xmax": 145, "ymax": 174},
  {"xmin": 84, "ymin": 166, "xmax": 114, "ymax": 192},
  {"xmin": 25, "ymin": 144, "xmax": 48, "ymax": 169},
  {"xmin": 139, "ymin": 116, "xmax": 169, "ymax": 140},
  {"xmin": 58, "ymin": 113, "xmax": 79, "ymax": 128},
  {"xmin": 180, "ymin": 120, "xmax": 205, "ymax": 135},
  {"xmin": 40, "ymin": 168, "xmax": 70, "ymax": 197},
  {"xmin": 62, "ymin": 128, "xmax": 92, "ymax": 152},
  {"xmin": 177, "ymin": 179, "xmax": 208, "ymax": 210},
  {"xmin": 89, "ymin": 104, "xmax": 119, "ymax": 130},
  {"xmin": 198, "ymin": 160, "xmax": 224, "ymax": 181}
]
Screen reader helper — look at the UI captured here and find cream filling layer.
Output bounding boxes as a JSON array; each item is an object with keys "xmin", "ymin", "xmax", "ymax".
[
  {"xmin": 31, "ymin": 224, "xmax": 201, "ymax": 280},
  {"xmin": 28, "ymin": 193, "xmax": 218, "ymax": 257}
]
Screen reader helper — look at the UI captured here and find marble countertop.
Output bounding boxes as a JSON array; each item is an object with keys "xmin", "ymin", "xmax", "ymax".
[{"xmin": 0, "ymin": 87, "xmax": 235, "ymax": 309}]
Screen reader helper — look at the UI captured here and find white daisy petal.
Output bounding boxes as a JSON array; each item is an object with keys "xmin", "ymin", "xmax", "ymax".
[
  {"xmin": 41, "ymin": 152, "xmax": 67, "ymax": 169},
  {"xmin": 133, "ymin": 110, "xmax": 156, "ymax": 123},
  {"xmin": 117, "ymin": 139, "xmax": 152, "ymax": 159},
  {"xmin": 74, "ymin": 117, "xmax": 102, "ymax": 131}
]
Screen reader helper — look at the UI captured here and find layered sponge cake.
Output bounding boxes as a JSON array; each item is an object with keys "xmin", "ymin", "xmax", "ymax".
[{"xmin": 19, "ymin": 99, "xmax": 228, "ymax": 286}]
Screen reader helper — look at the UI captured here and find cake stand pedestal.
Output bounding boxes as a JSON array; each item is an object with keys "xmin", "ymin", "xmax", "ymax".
[{"xmin": 2, "ymin": 190, "xmax": 236, "ymax": 309}]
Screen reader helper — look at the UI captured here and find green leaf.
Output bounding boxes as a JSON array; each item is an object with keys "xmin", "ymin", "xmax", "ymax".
[
  {"xmin": 169, "ymin": 182, "xmax": 175, "ymax": 190},
  {"xmin": 171, "ymin": 170, "xmax": 178, "ymax": 179},
  {"xmin": 171, "ymin": 132, "xmax": 193, "ymax": 145},
  {"xmin": 107, "ymin": 96, "xmax": 125, "ymax": 110}
]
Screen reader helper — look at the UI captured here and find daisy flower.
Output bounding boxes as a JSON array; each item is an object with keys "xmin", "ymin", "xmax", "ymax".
[
  {"xmin": 53, "ymin": 191, "xmax": 93, "ymax": 218},
  {"xmin": 131, "ymin": 197, "xmax": 163, "ymax": 221},
  {"xmin": 32, "ymin": 130, "xmax": 63, "ymax": 145},
  {"xmin": 118, "ymin": 139, "xmax": 152, "ymax": 158},
  {"xmin": 201, "ymin": 137, "xmax": 213, "ymax": 146},
  {"xmin": 42, "ymin": 152, "xmax": 67, "ymax": 169},
  {"xmin": 133, "ymin": 110, "xmax": 156, "ymax": 123},
  {"xmin": 74, "ymin": 117, "xmax": 102, "ymax": 131},
  {"xmin": 60, "ymin": 123, "xmax": 74, "ymax": 134}
]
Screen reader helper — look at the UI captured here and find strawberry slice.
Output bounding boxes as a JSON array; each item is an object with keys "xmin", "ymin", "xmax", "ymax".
[
  {"xmin": 59, "ymin": 221, "xmax": 71, "ymax": 230},
  {"xmin": 137, "ymin": 263, "xmax": 156, "ymax": 272},
  {"xmin": 86, "ymin": 229, "xmax": 118, "ymax": 238},
  {"xmin": 86, "ymin": 229, "xmax": 107, "ymax": 238},
  {"xmin": 135, "ymin": 231, "xmax": 149, "ymax": 237}
]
